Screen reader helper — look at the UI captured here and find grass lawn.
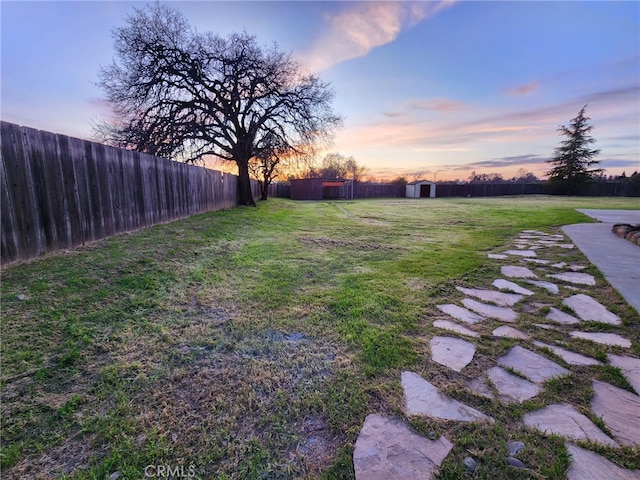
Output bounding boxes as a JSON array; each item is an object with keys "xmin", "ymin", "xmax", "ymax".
[{"xmin": 2, "ymin": 196, "xmax": 639, "ymax": 479}]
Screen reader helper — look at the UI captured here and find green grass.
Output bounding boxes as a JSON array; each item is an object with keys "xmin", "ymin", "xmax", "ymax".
[{"xmin": 1, "ymin": 196, "xmax": 639, "ymax": 479}]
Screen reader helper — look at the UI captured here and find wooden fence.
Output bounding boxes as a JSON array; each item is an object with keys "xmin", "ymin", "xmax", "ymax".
[
  {"xmin": 435, "ymin": 182, "xmax": 640, "ymax": 197},
  {"xmin": 1, "ymin": 121, "xmax": 259, "ymax": 266}
]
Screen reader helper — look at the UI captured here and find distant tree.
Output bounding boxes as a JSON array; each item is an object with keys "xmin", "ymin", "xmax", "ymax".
[
  {"xmin": 410, "ymin": 171, "xmax": 426, "ymax": 182},
  {"xmin": 390, "ymin": 176, "xmax": 408, "ymax": 185},
  {"xmin": 468, "ymin": 172, "xmax": 504, "ymax": 183},
  {"xmin": 511, "ymin": 169, "xmax": 540, "ymax": 183},
  {"xmin": 96, "ymin": 3, "xmax": 341, "ymax": 205},
  {"xmin": 306, "ymin": 153, "xmax": 366, "ymax": 180},
  {"xmin": 546, "ymin": 105, "xmax": 602, "ymax": 191},
  {"xmin": 345, "ymin": 156, "xmax": 368, "ymax": 182}
]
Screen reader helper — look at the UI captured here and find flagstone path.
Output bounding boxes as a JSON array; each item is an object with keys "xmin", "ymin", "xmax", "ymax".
[{"xmin": 353, "ymin": 227, "xmax": 640, "ymax": 479}]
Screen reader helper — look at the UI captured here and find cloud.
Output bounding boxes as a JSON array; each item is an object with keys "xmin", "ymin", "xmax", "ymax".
[
  {"xmin": 299, "ymin": 1, "xmax": 455, "ymax": 72},
  {"xmin": 404, "ymin": 97, "xmax": 466, "ymax": 113},
  {"xmin": 503, "ymin": 82, "xmax": 539, "ymax": 96}
]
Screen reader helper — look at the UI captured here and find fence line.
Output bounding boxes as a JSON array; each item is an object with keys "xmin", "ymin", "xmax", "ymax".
[{"xmin": 1, "ymin": 121, "xmax": 258, "ymax": 266}]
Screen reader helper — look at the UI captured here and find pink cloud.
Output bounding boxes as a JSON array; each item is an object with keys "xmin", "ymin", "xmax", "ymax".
[
  {"xmin": 298, "ymin": 1, "xmax": 456, "ymax": 72},
  {"xmin": 504, "ymin": 81, "xmax": 540, "ymax": 96}
]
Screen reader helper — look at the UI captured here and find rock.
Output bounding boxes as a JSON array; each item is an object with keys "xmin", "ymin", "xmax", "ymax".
[
  {"xmin": 523, "ymin": 279, "xmax": 559, "ymax": 294},
  {"xmin": 436, "ymin": 304, "xmax": 484, "ymax": 325},
  {"xmin": 456, "ymin": 286, "xmax": 524, "ymax": 307},
  {"xmin": 402, "ymin": 372, "xmax": 494, "ymax": 423},
  {"xmin": 607, "ymin": 354, "xmax": 640, "ymax": 395},
  {"xmin": 522, "ymin": 404, "xmax": 618, "ymax": 447},
  {"xmin": 569, "ymin": 331, "xmax": 631, "ymax": 348},
  {"xmin": 612, "ymin": 224, "xmax": 634, "ymax": 239},
  {"xmin": 467, "ymin": 376, "xmax": 494, "ymax": 399},
  {"xmin": 462, "ymin": 298, "xmax": 518, "ymax": 323},
  {"xmin": 501, "ymin": 266, "xmax": 538, "ymax": 279},
  {"xmin": 492, "ymin": 279, "xmax": 534, "ymax": 296},
  {"xmin": 109, "ymin": 473, "xmax": 122, "ymax": 480},
  {"xmin": 562, "ymin": 294, "xmax": 621, "ymax": 325},
  {"xmin": 507, "ymin": 440, "xmax": 525, "ymax": 455},
  {"xmin": 567, "ymin": 265, "xmax": 587, "ymax": 271},
  {"xmin": 507, "ymin": 457, "xmax": 526, "ymax": 468},
  {"xmin": 433, "ymin": 320, "xmax": 479, "ymax": 338},
  {"xmin": 534, "ymin": 323, "xmax": 559, "ymax": 330},
  {"xmin": 430, "ymin": 336, "xmax": 476, "ymax": 372},
  {"xmin": 497, "ymin": 346, "xmax": 569, "ymax": 384},
  {"xmin": 591, "ymin": 380, "xmax": 640, "ymax": 447},
  {"xmin": 546, "ymin": 307, "xmax": 580, "ymax": 325},
  {"xmin": 353, "ymin": 414, "xmax": 454, "ymax": 480},
  {"xmin": 532, "ymin": 341, "xmax": 601, "ymax": 366},
  {"xmin": 487, "ymin": 366, "xmax": 540, "ymax": 403},
  {"xmin": 463, "ymin": 456, "xmax": 478, "ymax": 473},
  {"xmin": 504, "ymin": 249, "xmax": 537, "ymax": 257},
  {"xmin": 566, "ymin": 443, "xmax": 640, "ymax": 480},
  {"xmin": 16, "ymin": 294, "xmax": 26, "ymax": 301},
  {"xmin": 523, "ymin": 258, "xmax": 551, "ymax": 264},
  {"xmin": 492, "ymin": 326, "xmax": 529, "ymax": 340},
  {"xmin": 488, "ymin": 253, "xmax": 508, "ymax": 259},
  {"xmin": 548, "ymin": 272, "xmax": 596, "ymax": 286}
]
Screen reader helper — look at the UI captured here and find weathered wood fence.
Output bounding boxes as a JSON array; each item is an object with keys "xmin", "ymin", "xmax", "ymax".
[
  {"xmin": 435, "ymin": 182, "xmax": 640, "ymax": 197},
  {"xmin": 1, "ymin": 122, "xmax": 259, "ymax": 266}
]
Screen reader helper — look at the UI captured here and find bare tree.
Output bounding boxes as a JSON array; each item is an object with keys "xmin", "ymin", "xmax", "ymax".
[{"xmin": 96, "ymin": 3, "xmax": 342, "ymax": 205}]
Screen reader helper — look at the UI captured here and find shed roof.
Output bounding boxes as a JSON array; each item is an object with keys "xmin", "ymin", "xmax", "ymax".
[{"xmin": 407, "ymin": 179, "xmax": 435, "ymax": 185}]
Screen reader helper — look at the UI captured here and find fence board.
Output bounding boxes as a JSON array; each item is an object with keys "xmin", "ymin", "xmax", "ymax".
[{"xmin": 1, "ymin": 122, "xmax": 257, "ymax": 266}]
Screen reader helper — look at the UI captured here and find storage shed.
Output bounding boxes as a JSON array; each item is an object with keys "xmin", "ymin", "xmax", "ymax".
[
  {"xmin": 406, "ymin": 180, "xmax": 436, "ymax": 198},
  {"xmin": 290, "ymin": 178, "xmax": 354, "ymax": 200}
]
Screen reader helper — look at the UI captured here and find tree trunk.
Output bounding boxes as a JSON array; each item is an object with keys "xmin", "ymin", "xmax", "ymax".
[
  {"xmin": 236, "ymin": 159, "xmax": 256, "ymax": 206},
  {"xmin": 260, "ymin": 181, "xmax": 269, "ymax": 201}
]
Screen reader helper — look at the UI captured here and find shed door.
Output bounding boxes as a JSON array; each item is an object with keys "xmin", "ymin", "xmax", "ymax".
[{"xmin": 420, "ymin": 184, "xmax": 431, "ymax": 198}]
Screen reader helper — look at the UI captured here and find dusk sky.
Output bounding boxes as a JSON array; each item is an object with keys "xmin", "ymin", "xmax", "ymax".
[{"xmin": 2, "ymin": 1, "xmax": 639, "ymax": 181}]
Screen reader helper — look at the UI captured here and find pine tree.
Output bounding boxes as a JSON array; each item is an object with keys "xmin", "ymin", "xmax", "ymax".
[{"xmin": 546, "ymin": 105, "xmax": 602, "ymax": 190}]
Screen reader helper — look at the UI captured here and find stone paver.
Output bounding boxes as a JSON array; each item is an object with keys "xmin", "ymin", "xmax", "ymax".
[
  {"xmin": 563, "ymin": 294, "xmax": 621, "ymax": 325},
  {"xmin": 462, "ymin": 298, "xmax": 518, "ymax": 323},
  {"xmin": 504, "ymin": 249, "xmax": 537, "ymax": 257},
  {"xmin": 492, "ymin": 279, "xmax": 534, "ymax": 296},
  {"xmin": 430, "ymin": 336, "xmax": 476, "ymax": 372},
  {"xmin": 566, "ymin": 443, "xmax": 640, "ymax": 480},
  {"xmin": 534, "ymin": 323, "xmax": 559, "ymax": 330},
  {"xmin": 524, "ymin": 279, "xmax": 560, "ymax": 294},
  {"xmin": 501, "ymin": 266, "xmax": 537, "ymax": 279},
  {"xmin": 533, "ymin": 341, "xmax": 601, "ymax": 366},
  {"xmin": 523, "ymin": 258, "xmax": 551, "ymax": 264},
  {"xmin": 356, "ymin": 223, "xmax": 639, "ymax": 476},
  {"xmin": 546, "ymin": 307, "xmax": 580, "ymax": 325},
  {"xmin": 353, "ymin": 414, "xmax": 454, "ymax": 480},
  {"xmin": 591, "ymin": 380, "xmax": 640, "ymax": 447},
  {"xmin": 488, "ymin": 253, "xmax": 507, "ymax": 260},
  {"xmin": 569, "ymin": 331, "xmax": 631, "ymax": 348},
  {"xmin": 436, "ymin": 304, "xmax": 484, "ymax": 324},
  {"xmin": 608, "ymin": 354, "xmax": 640, "ymax": 395},
  {"xmin": 456, "ymin": 286, "xmax": 523, "ymax": 307},
  {"xmin": 467, "ymin": 376, "xmax": 494, "ymax": 399},
  {"xmin": 402, "ymin": 372, "xmax": 494, "ymax": 423},
  {"xmin": 523, "ymin": 404, "xmax": 618, "ymax": 447},
  {"xmin": 548, "ymin": 272, "xmax": 596, "ymax": 286},
  {"xmin": 493, "ymin": 325, "xmax": 529, "ymax": 340},
  {"xmin": 487, "ymin": 366, "xmax": 540, "ymax": 403},
  {"xmin": 497, "ymin": 346, "xmax": 569, "ymax": 384},
  {"xmin": 433, "ymin": 320, "xmax": 479, "ymax": 338}
]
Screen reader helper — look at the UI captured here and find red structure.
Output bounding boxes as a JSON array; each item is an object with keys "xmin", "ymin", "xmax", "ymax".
[{"xmin": 291, "ymin": 178, "xmax": 353, "ymax": 200}]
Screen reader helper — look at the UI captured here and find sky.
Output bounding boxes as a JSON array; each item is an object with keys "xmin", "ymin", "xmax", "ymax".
[{"xmin": 2, "ymin": 1, "xmax": 639, "ymax": 182}]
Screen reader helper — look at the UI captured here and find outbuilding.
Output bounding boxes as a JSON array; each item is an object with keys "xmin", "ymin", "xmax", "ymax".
[
  {"xmin": 406, "ymin": 180, "xmax": 436, "ymax": 198},
  {"xmin": 290, "ymin": 178, "xmax": 354, "ymax": 200}
]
